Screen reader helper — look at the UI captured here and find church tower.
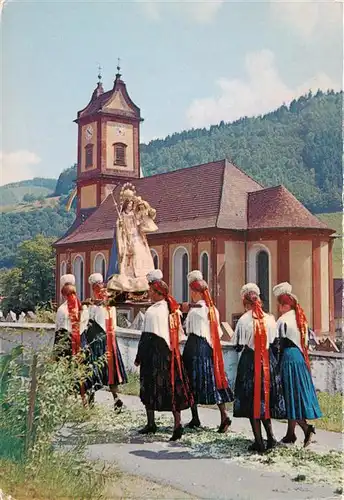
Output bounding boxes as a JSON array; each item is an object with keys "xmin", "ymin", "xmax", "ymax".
[{"xmin": 74, "ymin": 63, "xmax": 143, "ymax": 215}]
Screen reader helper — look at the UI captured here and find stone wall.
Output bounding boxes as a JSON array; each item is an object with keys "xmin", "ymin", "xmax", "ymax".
[{"xmin": 0, "ymin": 323, "xmax": 342, "ymax": 395}]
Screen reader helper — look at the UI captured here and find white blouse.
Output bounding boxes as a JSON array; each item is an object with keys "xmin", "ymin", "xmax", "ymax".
[
  {"xmin": 143, "ymin": 300, "xmax": 185, "ymax": 349},
  {"xmin": 55, "ymin": 301, "xmax": 89, "ymax": 335},
  {"xmin": 234, "ymin": 310, "xmax": 277, "ymax": 350},
  {"xmin": 185, "ymin": 300, "xmax": 222, "ymax": 347},
  {"xmin": 276, "ymin": 309, "xmax": 308, "ymax": 351},
  {"xmin": 91, "ymin": 304, "xmax": 117, "ymax": 333}
]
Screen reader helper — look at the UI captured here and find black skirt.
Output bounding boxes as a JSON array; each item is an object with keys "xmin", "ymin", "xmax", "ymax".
[
  {"xmin": 53, "ymin": 328, "xmax": 91, "ymax": 393},
  {"xmin": 136, "ymin": 331, "xmax": 193, "ymax": 412},
  {"xmin": 84, "ymin": 321, "xmax": 128, "ymax": 390},
  {"xmin": 183, "ymin": 333, "xmax": 233, "ymax": 405},
  {"xmin": 234, "ymin": 346, "xmax": 286, "ymax": 419}
]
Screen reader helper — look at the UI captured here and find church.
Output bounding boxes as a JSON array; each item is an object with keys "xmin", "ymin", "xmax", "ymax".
[{"xmin": 55, "ymin": 68, "xmax": 335, "ymax": 335}]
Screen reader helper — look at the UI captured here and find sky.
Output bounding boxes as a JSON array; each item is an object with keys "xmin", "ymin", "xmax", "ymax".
[{"xmin": 1, "ymin": 0, "xmax": 342, "ymax": 185}]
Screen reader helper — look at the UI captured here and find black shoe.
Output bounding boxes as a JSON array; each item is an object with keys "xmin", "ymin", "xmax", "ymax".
[
  {"xmin": 304, "ymin": 425, "xmax": 315, "ymax": 448},
  {"xmin": 186, "ymin": 418, "xmax": 201, "ymax": 429},
  {"xmin": 217, "ymin": 417, "xmax": 231, "ymax": 434},
  {"xmin": 266, "ymin": 438, "xmax": 278, "ymax": 450},
  {"xmin": 114, "ymin": 398, "xmax": 123, "ymax": 414},
  {"xmin": 248, "ymin": 441, "xmax": 266, "ymax": 453},
  {"xmin": 169, "ymin": 425, "xmax": 184, "ymax": 442},
  {"xmin": 281, "ymin": 434, "xmax": 297, "ymax": 444},
  {"xmin": 138, "ymin": 423, "xmax": 157, "ymax": 435}
]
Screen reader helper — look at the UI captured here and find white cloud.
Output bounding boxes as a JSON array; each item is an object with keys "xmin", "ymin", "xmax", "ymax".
[
  {"xmin": 186, "ymin": 49, "xmax": 341, "ymax": 128},
  {"xmin": 269, "ymin": 0, "xmax": 342, "ymax": 39},
  {"xmin": 0, "ymin": 150, "xmax": 42, "ymax": 186},
  {"xmin": 137, "ymin": 0, "xmax": 224, "ymax": 23}
]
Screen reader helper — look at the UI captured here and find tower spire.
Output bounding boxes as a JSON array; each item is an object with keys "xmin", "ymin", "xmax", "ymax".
[
  {"xmin": 91, "ymin": 63, "xmax": 104, "ymax": 100},
  {"xmin": 115, "ymin": 57, "xmax": 122, "ymax": 80},
  {"xmin": 97, "ymin": 64, "xmax": 102, "ymax": 83}
]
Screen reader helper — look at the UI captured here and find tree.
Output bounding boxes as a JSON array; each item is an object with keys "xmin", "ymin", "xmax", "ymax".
[
  {"xmin": 0, "ymin": 268, "xmax": 23, "ymax": 315},
  {"xmin": 0, "ymin": 235, "xmax": 56, "ymax": 313},
  {"xmin": 23, "ymin": 193, "xmax": 36, "ymax": 203}
]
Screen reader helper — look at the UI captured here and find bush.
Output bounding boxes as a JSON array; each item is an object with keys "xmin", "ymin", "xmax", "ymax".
[{"xmin": 0, "ymin": 344, "xmax": 106, "ymax": 498}]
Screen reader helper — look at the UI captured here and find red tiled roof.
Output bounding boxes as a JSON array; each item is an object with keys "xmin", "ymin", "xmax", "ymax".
[
  {"xmin": 56, "ymin": 162, "xmax": 333, "ymax": 247},
  {"xmin": 56, "ymin": 160, "xmax": 262, "ymax": 246},
  {"xmin": 248, "ymin": 185, "xmax": 331, "ymax": 230}
]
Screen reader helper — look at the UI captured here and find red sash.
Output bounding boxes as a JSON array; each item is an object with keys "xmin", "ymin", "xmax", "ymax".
[
  {"xmin": 204, "ymin": 290, "xmax": 228, "ymax": 390},
  {"xmin": 66, "ymin": 293, "xmax": 82, "ymax": 355},
  {"xmin": 253, "ymin": 315, "xmax": 270, "ymax": 419},
  {"xmin": 105, "ymin": 308, "xmax": 123, "ymax": 385}
]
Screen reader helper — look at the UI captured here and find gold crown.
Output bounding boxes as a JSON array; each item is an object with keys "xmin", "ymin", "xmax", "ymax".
[{"xmin": 120, "ymin": 182, "xmax": 136, "ymax": 204}]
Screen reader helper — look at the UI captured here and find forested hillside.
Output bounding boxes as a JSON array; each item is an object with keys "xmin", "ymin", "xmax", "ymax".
[
  {"xmin": 0, "ymin": 178, "xmax": 57, "ymax": 206},
  {"xmin": 0, "ymin": 197, "xmax": 75, "ymax": 268}
]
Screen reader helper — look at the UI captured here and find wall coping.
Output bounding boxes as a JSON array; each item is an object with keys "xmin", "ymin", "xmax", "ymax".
[{"xmin": 0, "ymin": 323, "xmax": 342, "ymax": 358}]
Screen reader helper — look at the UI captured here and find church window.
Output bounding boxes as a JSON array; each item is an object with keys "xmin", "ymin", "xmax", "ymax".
[
  {"xmin": 200, "ymin": 251, "xmax": 209, "ymax": 284},
  {"xmin": 151, "ymin": 249, "xmax": 159, "ymax": 270},
  {"xmin": 113, "ymin": 143, "xmax": 127, "ymax": 166},
  {"xmin": 256, "ymin": 250, "xmax": 270, "ymax": 312},
  {"xmin": 73, "ymin": 255, "xmax": 84, "ymax": 300},
  {"xmin": 94, "ymin": 253, "xmax": 106, "ymax": 278},
  {"xmin": 173, "ymin": 246, "xmax": 189, "ymax": 303},
  {"xmin": 60, "ymin": 260, "xmax": 67, "ymax": 277},
  {"xmin": 85, "ymin": 144, "xmax": 94, "ymax": 168}
]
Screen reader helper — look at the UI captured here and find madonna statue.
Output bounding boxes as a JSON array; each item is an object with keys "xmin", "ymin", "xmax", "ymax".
[{"xmin": 107, "ymin": 183, "xmax": 158, "ymax": 293}]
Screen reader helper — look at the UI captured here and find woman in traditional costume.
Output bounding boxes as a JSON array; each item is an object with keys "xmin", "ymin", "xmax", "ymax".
[
  {"xmin": 54, "ymin": 274, "xmax": 90, "ymax": 404},
  {"xmin": 134, "ymin": 270, "xmax": 193, "ymax": 441},
  {"xmin": 273, "ymin": 282, "xmax": 322, "ymax": 447},
  {"xmin": 85, "ymin": 273, "xmax": 128, "ymax": 412},
  {"xmin": 233, "ymin": 283, "xmax": 285, "ymax": 453},
  {"xmin": 182, "ymin": 270, "xmax": 233, "ymax": 432}
]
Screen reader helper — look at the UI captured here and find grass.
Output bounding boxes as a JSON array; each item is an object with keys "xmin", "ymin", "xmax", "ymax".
[
  {"xmin": 317, "ymin": 212, "xmax": 342, "ymax": 279},
  {"xmin": 0, "ymin": 451, "xmax": 107, "ymax": 500},
  {"xmin": 119, "ymin": 371, "xmax": 140, "ymax": 396},
  {"xmin": 316, "ymin": 392, "xmax": 343, "ymax": 433}
]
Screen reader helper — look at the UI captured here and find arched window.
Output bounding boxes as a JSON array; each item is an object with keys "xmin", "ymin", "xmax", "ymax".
[
  {"xmin": 200, "ymin": 251, "xmax": 209, "ymax": 283},
  {"xmin": 248, "ymin": 244, "xmax": 271, "ymax": 313},
  {"xmin": 173, "ymin": 247, "xmax": 189, "ymax": 303},
  {"xmin": 73, "ymin": 255, "xmax": 84, "ymax": 300},
  {"xmin": 85, "ymin": 144, "xmax": 94, "ymax": 168},
  {"xmin": 60, "ymin": 260, "xmax": 67, "ymax": 277},
  {"xmin": 94, "ymin": 253, "xmax": 106, "ymax": 278},
  {"xmin": 151, "ymin": 249, "xmax": 159, "ymax": 270},
  {"xmin": 113, "ymin": 143, "xmax": 127, "ymax": 167},
  {"xmin": 256, "ymin": 250, "xmax": 270, "ymax": 312}
]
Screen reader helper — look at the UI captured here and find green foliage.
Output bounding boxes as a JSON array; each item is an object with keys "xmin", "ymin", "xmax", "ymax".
[
  {"xmin": 140, "ymin": 91, "xmax": 342, "ymax": 213},
  {"xmin": 0, "ymin": 344, "xmax": 106, "ymax": 498},
  {"xmin": 0, "ymin": 178, "xmax": 56, "ymax": 207},
  {"xmin": 0, "ymin": 200, "xmax": 75, "ymax": 268},
  {"xmin": 0, "ymin": 235, "xmax": 56, "ymax": 313},
  {"xmin": 54, "ymin": 163, "xmax": 77, "ymax": 196}
]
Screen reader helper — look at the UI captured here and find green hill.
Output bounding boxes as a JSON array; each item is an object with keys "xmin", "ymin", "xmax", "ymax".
[
  {"xmin": 0, "ymin": 178, "xmax": 57, "ymax": 206},
  {"xmin": 0, "ymin": 196, "xmax": 75, "ymax": 269}
]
